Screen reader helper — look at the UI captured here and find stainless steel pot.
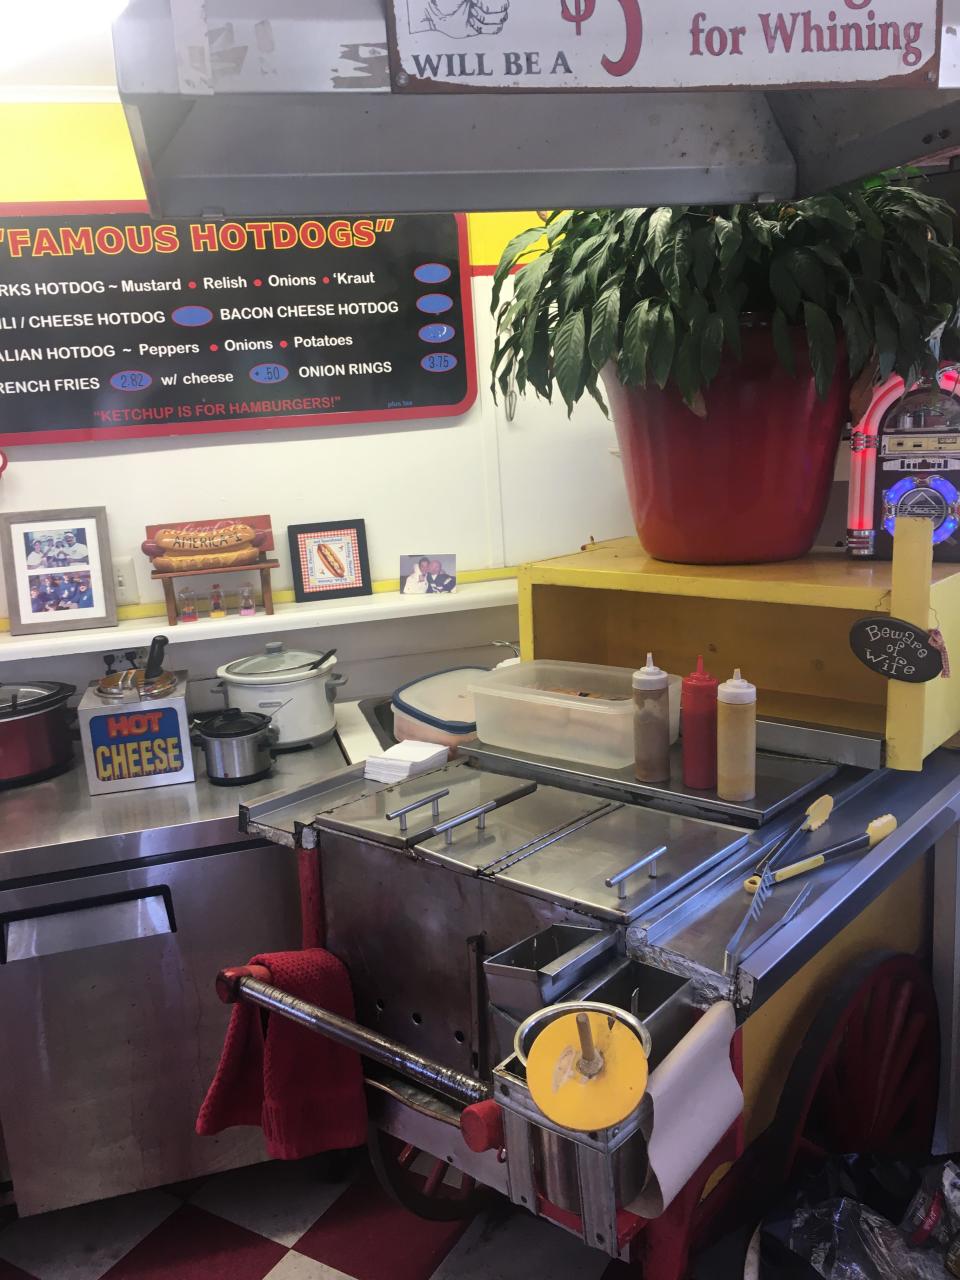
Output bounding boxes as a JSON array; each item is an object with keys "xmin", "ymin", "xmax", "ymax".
[{"xmin": 196, "ymin": 709, "xmax": 275, "ymax": 787}]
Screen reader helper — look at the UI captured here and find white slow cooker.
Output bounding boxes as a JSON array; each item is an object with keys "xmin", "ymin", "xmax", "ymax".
[{"xmin": 217, "ymin": 642, "xmax": 346, "ymax": 748}]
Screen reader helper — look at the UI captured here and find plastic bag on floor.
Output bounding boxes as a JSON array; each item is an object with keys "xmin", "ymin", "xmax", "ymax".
[
  {"xmin": 773, "ymin": 1195, "xmax": 948, "ymax": 1280},
  {"xmin": 757, "ymin": 1157, "xmax": 957, "ymax": 1280}
]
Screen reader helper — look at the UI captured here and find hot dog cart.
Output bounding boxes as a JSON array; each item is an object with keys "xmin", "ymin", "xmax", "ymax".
[
  {"xmin": 225, "ymin": 746, "xmax": 953, "ymax": 1280},
  {"xmin": 217, "ymin": 527, "xmax": 960, "ymax": 1280}
]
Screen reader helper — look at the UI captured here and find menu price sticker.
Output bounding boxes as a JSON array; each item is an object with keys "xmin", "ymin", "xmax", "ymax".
[{"xmin": 0, "ymin": 211, "xmax": 476, "ymax": 444}]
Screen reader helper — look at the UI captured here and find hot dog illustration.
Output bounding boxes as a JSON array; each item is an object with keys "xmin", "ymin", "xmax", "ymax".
[{"xmin": 316, "ymin": 542, "xmax": 347, "ymax": 579}]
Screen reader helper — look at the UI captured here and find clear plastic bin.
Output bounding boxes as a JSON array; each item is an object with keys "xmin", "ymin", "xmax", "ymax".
[{"xmin": 471, "ymin": 660, "xmax": 680, "ymax": 770}]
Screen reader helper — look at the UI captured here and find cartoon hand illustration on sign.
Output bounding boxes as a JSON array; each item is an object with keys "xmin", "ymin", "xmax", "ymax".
[{"xmin": 411, "ymin": 0, "xmax": 510, "ymax": 37}]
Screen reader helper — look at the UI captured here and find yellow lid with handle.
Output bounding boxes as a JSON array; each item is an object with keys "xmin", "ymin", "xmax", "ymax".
[{"xmin": 525, "ymin": 1009, "xmax": 649, "ymax": 1132}]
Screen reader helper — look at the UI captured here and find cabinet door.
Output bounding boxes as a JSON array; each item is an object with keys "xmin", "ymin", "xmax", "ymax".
[{"xmin": 0, "ymin": 842, "xmax": 299, "ymax": 1215}]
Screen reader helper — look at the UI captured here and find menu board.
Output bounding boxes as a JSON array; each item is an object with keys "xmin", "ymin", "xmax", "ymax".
[{"xmin": 0, "ymin": 211, "xmax": 476, "ymax": 444}]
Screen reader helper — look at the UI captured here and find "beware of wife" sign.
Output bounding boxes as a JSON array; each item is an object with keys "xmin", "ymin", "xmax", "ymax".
[{"xmin": 388, "ymin": 0, "xmax": 940, "ymax": 92}]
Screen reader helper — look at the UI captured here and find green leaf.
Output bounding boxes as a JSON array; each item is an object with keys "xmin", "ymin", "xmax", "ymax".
[
  {"xmin": 674, "ymin": 329, "xmax": 707, "ymax": 416},
  {"xmin": 701, "ymin": 314, "xmax": 725, "ymax": 384},
  {"xmin": 492, "ymin": 227, "xmax": 545, "ymax": 312},
  {"xmin": 514, "ymin": 253, "xmax": 550, "ymax": 305},
  {"xmin": 526, "ymin": 324, "xmax": 553, "ymax": 400},
  {"xmin": 620, "ymin": 298, "xmax": 658, "ymax": 386},
  {"xmin": 840, "ymin": 303, "xmax": 872, "ymax": 377},
  {"xmin": 746, "ymin": 208, "xmax": 777, "ymax": 248},
  {"xmin": 646, "ymin": 208, "xmax": 676, "ymax": 258},
  {"xmin": 715, "ymin": 292, "xmax": 743, "ymax": 358},
  {"xmin": 553, "ymin": 309, "xmax": 587, "ymax": 411},
  {"xmin": 649, "ymin": 304, "xmax": 677, "ymax": 390},
  {"xmin": 619, "ymin": 208, "xmax": 649, "ymax": 245},
  {"xmin": 589, "ymin": 285, "xmax": 622, "ymax": 370},
  {"xmin": 798, "ymin": 194, "xmax": 856, "ymax": 230},
  {"xmin": 584, "ymin": 373, "xmax": 609, "ymax": 417},
  {"xmin": 849, "ymin": 190, "xmax": 884, "ymax": 240},
  {"xmin": 545, "ymin": 212, "xmax": 573, "ymax": 243},
  {"xmin": 857, "ymin": 236, "xmax": 883, "ymax": 282},
  {"xmin": 772, "ymin": 308, "xmax": 796, "ymax": 376},
  {"xmin": 788, "ymin": 249, "xmax": 828, "ymax": 307},
  {"xmin": 568, "ymin": 233, "xmax": 607, "ymax": 275},
  {"xmin": 657, "ymin": 222, "xmax": 692, "ymax": 306},
  {"xmin": 803, "ymin": 300, "xmax": 837, "ymax": 398},
  {"xmin": 562, "ymin": 271, "xmax": 589, "ymax": 311},
  {"xmin": 714, "ymin": 217, "xmax": 743, "ymax": 271},
  {"xmin": 691, "ymin": 225, "xmax": 715, "ymax": 291},
  {"xmin": 874, "ymin": 305, "xmax": 899, "ymax": 380},
  {"xmin": 769, "ymin": 255, "xmax": 802, "ymax": 318}
]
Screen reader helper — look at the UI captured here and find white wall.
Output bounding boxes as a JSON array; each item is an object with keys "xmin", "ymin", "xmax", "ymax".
[{"xmin": 0, "ymin": 277, "xmax": 635, "ymax": 695}]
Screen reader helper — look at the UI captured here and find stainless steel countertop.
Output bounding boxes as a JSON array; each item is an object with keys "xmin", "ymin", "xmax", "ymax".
[
  {"xmin": 629, "ymin": 750, "xmax": 960, "ymax": 1009},
  {"xmin": 0, "ymin": 739, "xmax": 348, "ymax": 884}
]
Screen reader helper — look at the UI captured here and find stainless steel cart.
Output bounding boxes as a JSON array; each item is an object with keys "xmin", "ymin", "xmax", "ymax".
[{"xmin": 221, "ymin": 746, "xmax": 960, "ymax": 1278}]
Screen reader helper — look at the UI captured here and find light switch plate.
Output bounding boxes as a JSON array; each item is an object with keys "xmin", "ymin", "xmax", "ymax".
[{"xmin": 113, "ymin": 557, "xmax": 140, "ymax": 605}]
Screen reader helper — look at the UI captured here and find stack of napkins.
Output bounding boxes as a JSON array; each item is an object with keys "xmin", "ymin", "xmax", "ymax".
[{"xmin": 364, "ymin": 740, "xmax": 449, "ymax": 783}]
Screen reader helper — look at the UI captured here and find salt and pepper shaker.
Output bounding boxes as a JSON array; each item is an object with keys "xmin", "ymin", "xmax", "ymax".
[
  {"xmin": 717, "ymin": 669, "xmax": 757, "ymax": 802},
  {"xmin": 633, "ymin": 653, "xmax": 671, "ymax": 783},
  {"xmin": 682, "ymin": 655, "xmax": 718, "ymax": 790}
]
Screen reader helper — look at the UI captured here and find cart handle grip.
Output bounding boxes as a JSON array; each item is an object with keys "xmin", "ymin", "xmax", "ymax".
[
  {"xmin": 216, "ymin": 964, "xmax": 271, "ymax": 1004},
  {"xmin": 460, "ymin": 1099, "xmax": 505, "ymax": 1153},
  {"xmin": 605, "ymin": 845, "xmax": 668, "ymax": 898},
  {"xmin": 385, "ymin": 789, "xmax": 450, "ymax": 833}
]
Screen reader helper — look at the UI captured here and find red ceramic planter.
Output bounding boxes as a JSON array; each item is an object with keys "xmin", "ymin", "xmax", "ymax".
[{"xmin": 601, "ymin": 326, "xmax": 849, "ymax": 564}]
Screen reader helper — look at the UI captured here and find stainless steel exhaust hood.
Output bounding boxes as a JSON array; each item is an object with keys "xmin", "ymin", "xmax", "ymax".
[{"xmin": 114, "ymin": 0, "xmax": 960, "ymax": 217}]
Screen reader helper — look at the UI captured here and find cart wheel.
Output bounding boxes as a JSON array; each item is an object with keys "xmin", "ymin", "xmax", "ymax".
[
  {"xmin": 774, "ymin": 952, "xmax": 939, "ymax": 1179},
  {"xmin": 367, "ymin": 1124, "xmax": 488, "ymax": 1221}
]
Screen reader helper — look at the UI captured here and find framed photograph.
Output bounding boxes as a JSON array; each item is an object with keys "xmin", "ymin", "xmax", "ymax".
[
  {"xmin": 400, "ymin": 554, "xmax": 457, "ymax": 596},
  {"xmin": 0, "ymin": 507, "xmax": 117, "ymax": 636},
  {"xmin": 288, "ymin": 520, "xmax": 372, "ymax": 603}
]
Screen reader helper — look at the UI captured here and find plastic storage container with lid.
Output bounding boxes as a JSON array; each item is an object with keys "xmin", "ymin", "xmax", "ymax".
[
  {"xmin": 391, "ymin": 667, "xmax": 484, "ymax": 750},
  {"xmin": 471, "ymin": 660, "xmax": 680, "ymax": 770}
]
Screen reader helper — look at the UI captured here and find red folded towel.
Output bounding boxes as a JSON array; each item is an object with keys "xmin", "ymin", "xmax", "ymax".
[{"xmin": 196, "ymin": 949, "xmax": 367, "ymax": 1158}]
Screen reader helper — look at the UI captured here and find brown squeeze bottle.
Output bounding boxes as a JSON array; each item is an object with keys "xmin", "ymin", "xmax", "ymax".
[
  {"xmin": 633, "ymin": 653, "xmax": 671, "ymax": 783},
  {"xmin": 682, "ymin": 655, "xmax": 718, "ymax": 790}
]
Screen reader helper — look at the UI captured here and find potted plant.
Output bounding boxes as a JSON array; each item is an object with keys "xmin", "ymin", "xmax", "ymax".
[{"xmin": 492, "ymin": 179, "xmax": 960, "ymax": 564}]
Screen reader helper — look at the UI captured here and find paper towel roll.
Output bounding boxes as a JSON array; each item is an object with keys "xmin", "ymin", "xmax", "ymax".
[{"xmin": 627, "ymin": 1000, "xmax": 743, "ymax": 1218}]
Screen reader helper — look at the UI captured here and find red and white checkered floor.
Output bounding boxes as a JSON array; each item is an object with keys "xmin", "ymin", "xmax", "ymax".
[{"xmin": 0, "ymin": 1157, "xmax": 741, "ymax": 1280}]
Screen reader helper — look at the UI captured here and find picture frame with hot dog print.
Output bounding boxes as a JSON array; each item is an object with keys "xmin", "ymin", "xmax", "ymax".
[
  {"xmin": 288, "ymin": 520, "xmax": 372, "ymax": 603},
  {"xmin": 0, "ymin": 506, "xmax": 117, "ymax": 636}
]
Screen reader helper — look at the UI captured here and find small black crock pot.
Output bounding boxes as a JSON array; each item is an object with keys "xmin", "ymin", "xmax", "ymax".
[{"xmin": 196, "ymin": 709, "xmax": 274, "ymax": 787}]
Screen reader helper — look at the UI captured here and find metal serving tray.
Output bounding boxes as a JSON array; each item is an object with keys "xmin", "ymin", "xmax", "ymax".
[
  {"xmin": 462, "ymin": 741, "xmax": 839, "ymax": 828},
  {"xmin": 491, "ymin": 804, "xmax": 749, "ymax": 924}
]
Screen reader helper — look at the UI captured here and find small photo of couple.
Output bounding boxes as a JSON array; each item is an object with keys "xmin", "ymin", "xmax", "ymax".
[
  {"xmin": 29, "ymin": 572, "xmax": 95, "ymax": 614},
  {"xmin": 401, "ymin": 554, "xmax": 457, "ymax": 595}
]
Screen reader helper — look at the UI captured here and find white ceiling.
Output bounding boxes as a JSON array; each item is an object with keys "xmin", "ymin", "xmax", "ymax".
[{"xmin": 0, "ymin": 1, "xmax": 125, "ymax": 101}]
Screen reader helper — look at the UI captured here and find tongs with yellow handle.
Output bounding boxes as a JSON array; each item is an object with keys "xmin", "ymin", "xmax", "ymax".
[{"xmin": 745, "ymin": 813, "xmax": 897, "ymax": 894}]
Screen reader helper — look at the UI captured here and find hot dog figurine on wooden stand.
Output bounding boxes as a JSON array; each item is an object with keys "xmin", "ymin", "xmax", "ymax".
[{"xmin": 141, "ymin": 515, "xmax": 278, "ymax": 625}]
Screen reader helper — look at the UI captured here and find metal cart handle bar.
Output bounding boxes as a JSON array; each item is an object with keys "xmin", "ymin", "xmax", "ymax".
[
  {"xmin": 432, "ymin": 800, "xmax": 499, "ymax": 845},
  {"xmin": 215, "ymin": 966, "xmax": 488, "ymax": 1107},
  {"xmin": 605, "ymin": 845, "xmax": 668, "ymax": 898},
  {"xmin": 385, "ymin": 789, "xmax": 450, "ymax": 833}
]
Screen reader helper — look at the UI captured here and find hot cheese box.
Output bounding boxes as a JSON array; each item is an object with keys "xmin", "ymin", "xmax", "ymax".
[{"xmin": 78, "ymin": 674, "xmax": 195, "ymax": 795}]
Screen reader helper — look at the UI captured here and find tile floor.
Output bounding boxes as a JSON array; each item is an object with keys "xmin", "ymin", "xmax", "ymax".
[{"xmin": 0, "ymin": 1156, "xmax": 745, "ymax": 1280}]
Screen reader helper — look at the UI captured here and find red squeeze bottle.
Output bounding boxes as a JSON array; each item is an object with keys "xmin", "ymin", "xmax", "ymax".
[{"xmin": 682, "ymin": 655, "xmax": 719, "ymax": 790}]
